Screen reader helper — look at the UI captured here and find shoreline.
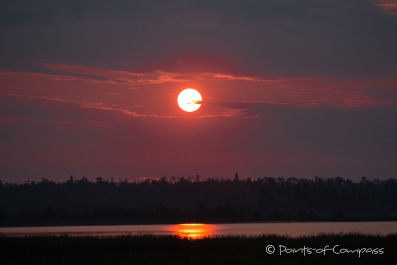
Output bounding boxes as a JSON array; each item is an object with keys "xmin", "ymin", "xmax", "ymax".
[{"xmin": 2, "ymin": 217, "xmax": 397, "ymax": 228}]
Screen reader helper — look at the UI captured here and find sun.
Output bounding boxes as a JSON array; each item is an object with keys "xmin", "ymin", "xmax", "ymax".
[{"xmin": 177, "ymin": 88, "xmax": 202, "ymax": 112}]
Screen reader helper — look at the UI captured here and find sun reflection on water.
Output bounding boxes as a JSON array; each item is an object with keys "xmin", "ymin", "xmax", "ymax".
[{"xmin": 171, "ymin": 223, "xmax": 217, "ymax": 239}]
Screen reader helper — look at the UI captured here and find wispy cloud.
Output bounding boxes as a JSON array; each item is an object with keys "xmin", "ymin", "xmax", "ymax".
[
  {"xmin": 205, "ymin": 73, "xmax": 316, "ymax": 83},
  {"xmin": 41, "ymin": 64, "xmax": 192, "ymax": 85},
  {"xmin": 223, "ymin": 91, "xmax": 397, "ymax": 109},
  {"xmin": 2, "ymin": 64, "xmax": 397, "ymax": 114},
  {"xmin": 375, "ymin": 0, "xmax": 397, "ymax": 16},
  {"xmin": 0, "ymin": 113, "xmax": 109, "ymax": 128},
  {"xmin": 1, "ymin": 93, "xmax": 251, "ymax": 119},
  {"xmin": 38, "ymin": 64, "xmax": 317, "ymax": 86}
]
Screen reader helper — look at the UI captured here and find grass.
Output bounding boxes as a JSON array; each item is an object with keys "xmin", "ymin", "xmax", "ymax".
[{"xmin": 1, "ymin": 233, "xmax": 396, "ymax": 265}]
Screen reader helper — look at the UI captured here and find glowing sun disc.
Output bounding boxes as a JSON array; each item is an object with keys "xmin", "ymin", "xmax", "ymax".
[{"xmin": 178, "ymin": 88, "xmax": 202, "ymax": 112}]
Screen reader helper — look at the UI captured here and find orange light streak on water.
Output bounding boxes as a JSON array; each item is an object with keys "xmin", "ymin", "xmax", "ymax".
[{"xmin": 170, "ymin": 223, "xmax": 218, "ymax": 239}]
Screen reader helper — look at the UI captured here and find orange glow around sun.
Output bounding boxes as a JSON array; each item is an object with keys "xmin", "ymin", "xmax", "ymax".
[{"xmin": 177, "ymin": 88, "xmax": 202, "ymax": 112}]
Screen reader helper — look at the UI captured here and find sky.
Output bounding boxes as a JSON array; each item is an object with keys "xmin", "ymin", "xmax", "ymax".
[{"xmin": 1, "ymin": 0, "xmax": 397, "ymax": 182}]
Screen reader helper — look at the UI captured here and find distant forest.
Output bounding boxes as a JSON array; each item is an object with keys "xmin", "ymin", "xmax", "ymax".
[{"xmin": 1, "ymin": 174, "xmax": 397, "ymax": 226}]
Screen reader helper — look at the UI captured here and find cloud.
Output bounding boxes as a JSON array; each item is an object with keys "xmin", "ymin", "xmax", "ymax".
[
  {"xmin": 1, "ymin": 93, "xmax": 251, "ymax": 119},
  {"xmin": 2, "ymin": 1, "xmax": 397, "ymax": 79},
  {"xmin": 38, "ymin": 64, "xmax": 315, "ymax": 86},
  {"xmin": 2, "ymin": 64, "xmax": 397, "ymax": 114},
  {"xmin": 40, "ymin": 64, "xmax": 193, "ymax": 85},
  {"xmin": 0, "ymin": 113, "xmax": 109, "ymax": 128},
  {"xmin": 68, "ymin": 102, "xmax": 254, "ymax": 119},
  {"xmin": 216, "ymin": 92, "xmax": 397, "ymax": 109},
  {"xmin": 375, "ymin": 0, "xmax": 397, "ymax": 16},
  {"xmin": 33, "ymin": 64, "xmax": 397, "ymax": 94}
]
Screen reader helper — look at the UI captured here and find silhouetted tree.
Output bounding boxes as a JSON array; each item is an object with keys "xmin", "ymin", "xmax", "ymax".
[{"xmin": 234, "ymin": 172, "xmax": 239, "ymax": 182}]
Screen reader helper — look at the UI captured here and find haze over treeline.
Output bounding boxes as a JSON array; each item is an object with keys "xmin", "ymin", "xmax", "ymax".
[{"xmin": 1, "ymin": 174, "xmax": 397, "ymax": 224}]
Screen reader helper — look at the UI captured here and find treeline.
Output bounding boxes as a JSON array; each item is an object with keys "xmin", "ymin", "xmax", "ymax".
[{"xmin": 1, "ymin": 174, "xmax": 397, "ymax": 225}]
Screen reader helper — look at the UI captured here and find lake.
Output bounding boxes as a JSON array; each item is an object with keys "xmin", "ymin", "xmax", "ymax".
[{"xmin": 1, "ymin": 222, "xmax": 396, "ymax": 239}]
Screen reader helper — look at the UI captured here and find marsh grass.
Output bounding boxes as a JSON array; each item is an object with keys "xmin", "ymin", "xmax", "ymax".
[{"xmin": 1, "ymin": 233, "xmax": 396, "ymax": 265}]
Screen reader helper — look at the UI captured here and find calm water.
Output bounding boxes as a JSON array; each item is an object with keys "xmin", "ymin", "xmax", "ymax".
[{"xmin": 1, "ymin": 222, "xmax": 396, "ymax": 238}]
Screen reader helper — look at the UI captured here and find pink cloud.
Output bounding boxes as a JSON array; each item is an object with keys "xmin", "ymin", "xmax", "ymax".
[
  {"xmin": 1, "ymin": 64, "xmax": 397, "ymax": 120},
  {"xmin": 375, "ymin": 0, "xmax": 397, "ymax": 16},
  {"xmin": 227, "ymin": 91, "xmax": 397, "ymax": 108},
  {"xmin": 40, "ymin": 64, "xmax": 319, "ymax": 86},
  {"xmin": 41, "ymin": 64, "xmax": 192, "ymax": 85},
  {"xmin": 0, "ymin": 113, "xmax": 109, "ymax": 128},
  {"xmin": 2, "ymin": 93, "xmax": 251, "ymax": 119}
]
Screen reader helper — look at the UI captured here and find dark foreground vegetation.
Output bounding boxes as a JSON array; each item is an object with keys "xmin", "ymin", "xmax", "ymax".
[
  {"xmin": 1, "ymin": 174, "xmax": 397, "ymax": 226},
  {"xmin": 1, "ymin": 233, "xmax": 396, "ymax": 265}
]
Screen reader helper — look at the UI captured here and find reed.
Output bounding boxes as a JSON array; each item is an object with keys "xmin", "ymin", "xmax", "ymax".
[{"xmin": 1, "ymin": 233, "xmax": 396, "ymax": 264}]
